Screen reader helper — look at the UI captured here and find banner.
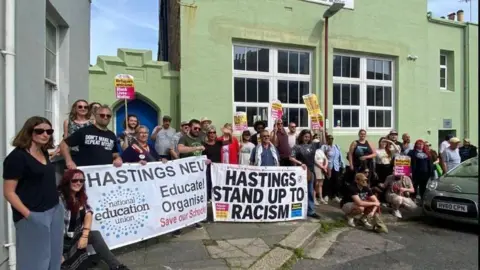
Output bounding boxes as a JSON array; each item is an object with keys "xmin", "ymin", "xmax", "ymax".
[
  {"xmin": 394, "ymin": 156, "xmax": 411, "ymax": 176},
  {"xmin": 210, "ymin": 164, "xmax": 308, "ymax": 222},
  {"xmin": 233, "ymin": 112, "xmax": 248, "ymax": 131},
  {"xmin": 79, "ymin": 156, "xmax": 207, "ymax": 249},
  {"xmin": 114, "ymin": 74, "xmax": 135, "ymax": 100}
]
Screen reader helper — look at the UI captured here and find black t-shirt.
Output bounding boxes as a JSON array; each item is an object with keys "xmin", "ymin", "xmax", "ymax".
[
  {"xmin": 202, "ymin": 141, "xmax": 222, "ymax": 163},
  {"xmin": 3, "ymin": 148, "xmax": 59, "ymax": 222},
  {"xmin": 341, "ymin": 184, "xmax": 373, "ymax": 206},
  {"xmin": 64, "ymin": 125, "xmax": 119, "ymax": 166}
]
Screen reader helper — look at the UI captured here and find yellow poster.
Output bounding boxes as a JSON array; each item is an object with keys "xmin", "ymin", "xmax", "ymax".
[
  {"xmin": 234, "ymin": 112, "xmax": 248, "ymax": 131},
  {"xmin": 302, "ymin": 94, "xmax": 321, "ymax": 116}
]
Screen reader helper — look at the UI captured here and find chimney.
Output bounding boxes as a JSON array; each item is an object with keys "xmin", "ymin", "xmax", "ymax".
[
  {"xmin": 447, "ymin": 12, "xmax": 456, "ymax": 20},
  {"xmin": 457, "ymin": 10, "xmax": 464, "ymax": 22}
]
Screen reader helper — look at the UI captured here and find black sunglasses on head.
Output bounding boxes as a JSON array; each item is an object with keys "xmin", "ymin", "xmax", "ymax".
[{"xmin": 33, "ymin": 128, "xmax": 54, "ymax": 135}]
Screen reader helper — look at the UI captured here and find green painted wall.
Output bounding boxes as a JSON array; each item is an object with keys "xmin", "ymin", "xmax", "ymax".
[
  {"xmin": 178, "ymin": 0, "xmax": 478, "ymax": 153},
  {"xmin": 89, "ymin": 49, "xmax": 180, "ymax": 128}
]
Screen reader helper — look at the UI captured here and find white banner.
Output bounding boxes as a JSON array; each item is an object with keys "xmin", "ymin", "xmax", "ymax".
[
  {"xmin": 79, "ymin": 156, "xmax": 207, "ymax": 249},
  {"xmin": 210, "ymin": 164, "xmax": 308, "ymax": 222}
]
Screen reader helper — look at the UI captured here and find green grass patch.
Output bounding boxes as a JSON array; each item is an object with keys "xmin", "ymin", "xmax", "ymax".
[
  {"xmin": 318, "ymin": 219, "xmax": 347, "ymax": 235},
  {"xmin": 279, "ymin": 248, "xmax": 304, "ymax": 270}
]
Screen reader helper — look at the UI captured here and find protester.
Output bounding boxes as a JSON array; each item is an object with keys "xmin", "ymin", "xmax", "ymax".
[
  {"xmin": 321, "ymin": 134, "xmax": 345, "ymax": 203},
  {"xmin": 118, "ymin": 114, "xmax": 139, "ymax": 151},
  {"xmin": 429, "ymin": 147, "xmax": 443, "ymax": 179},
  {"xmin": 3, "ymin": 116, "xmax": 64, "ymax": 270},
  {"xmin": 340, "ymin": 173, "xmax": 380, "ymax": 228},
  {"xmin": 312, "ymin": 133, "xmax": 320, "ymax": 143},
  {"xmin": 202, "ymin": 125, "xmax": 222, "ymax": 201},
  {"xmin": 151, "ymin": 115, "xmax": 176, "ymax": 160},
  {"xmin": 178, "ymin": 119, "xmax": 206, "ymax": 158},
  {"xmin": 401, "ymin": 133, "xmax": 413, "ymax": 155},
  {"xmin": 121, "ymin": 125, "xmax": 166, "ymax": 164},
  {"xmin": 439, "ymin": 134, "xmax": 453, "ymax": 153},
  {"xmin": 60, "ymin": 105, "xmax": 123, "ymax": 168},
  {"xmin": 216, "ymin": 123, "xmax": 240, "ymax": 164},
  {"xmin": 199, "ymin": 117, "xmax": 212, "ymax": 142},
  {"xmin": 459, "ymin": 138, "xmax": 477, "ymax": 162},
  {"xmin": 170, "ymin": 120, "xmax": 190, "ymax": 160},
  {"xmin": 271, "ymin": 119, "xmax": 292, "ymax": 166},
  {"xmin": 250, "ymin": 120, "xmax": 266, "ymax": 146},
  {"xmin": 250, "ymin": 130, "xmax": 279, "ymax": 166},
  {"xmin": 375, "ymin": 137, "xmax": 393, "ymax": 184},
  {"xmin": 289, "ymin": 129, "xmax": 322, "ymax": 219},
  {"xmin": 380, "ymin": 173, "xmax": 416, "ymax": 218},
  {"xmin": 88, "ymin": 102, "xmax": 101, "ymax": 122},
  {"xmin": 287, "ymin": 122, "xmax": 297, "ymax": 148},
  {"xmin": 408, "ymin": 139, "xmax": 432, "ymax": 200},
  {"xmin": 63, "ymin": 99, "xmax": 93, "ymax": 139},
  {"xmin": 441, "ymin": 137, "xmax": 462, "ymax": 173},
  {"xmin": 314, "ymin": 145, "xmax": 328, "ymax": 205},
  {"xmin": 239, "ymin": 130, "xmax": 255, "ymax": 165},
  {"xmin": 348, "ymin": 129, "xmax": 376, "ymax": 174},
  {"xmin": 386, "ymin": 130, "xmax": 402, "ymax": 156}
]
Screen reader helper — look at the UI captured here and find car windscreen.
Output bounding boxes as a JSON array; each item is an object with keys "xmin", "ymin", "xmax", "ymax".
[{"xmin": 445, "ymin": 157, "xmax": 478, "ymax": 178}]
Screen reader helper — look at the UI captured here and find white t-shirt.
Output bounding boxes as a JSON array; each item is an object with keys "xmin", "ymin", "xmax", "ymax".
[
  {"xmin": 239, "ymin": 142, "xmax": 255, "ymax": 165},
  {"xmin": 375, "ymin": 148, "xmax": 391, "ymax": 165},
  {"xmin": 441, "ymin": 147, "xmax": 461, "ymax": 172},
  {"xmin": 314, "ymin": 149, "xmax": 327, "ymax": 179},
  {"xmin": 287, "ymin": 133, "xmax": 297, "ymax": 149},
  {"xmin": 439, "ymin": 141, "xmax": 450, "ymax": 154}
]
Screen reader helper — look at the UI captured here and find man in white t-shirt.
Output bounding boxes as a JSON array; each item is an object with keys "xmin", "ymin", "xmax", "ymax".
[
  {"xmin": 441, "ymin": 137, "xmax": 461, "ymax": 173},
  {"xmin": 439, "ymin": 134, "xmax": 453, "ymax": 153},
  {"xmin": 287, "ymin": 122, "xmax": 298, "ymax": 148}
]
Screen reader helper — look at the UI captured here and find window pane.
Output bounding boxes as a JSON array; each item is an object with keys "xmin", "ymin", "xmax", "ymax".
[
  {"xmin": 236, "ymin": 106, "xmax": 246, "ymax": 112},
  {"xmin": 259, "ymin": 107, "xmax": 269, "ymax": 127},
  {"xmin": 258, "ymin": 79, "xmax": 269, "ymax": 102},
  {"xmin": 366, "ymin": 85, "xmax": 374, "ymax": 106},
  {"xmin": 384, "ymin": 86, "xmax": 392, "ymax": 107},
  {"xmin": 246, "ymin": 79, "xmax": 257, "ymax": 102},
  {"xmin": 440, "ymin": 68, "xmax": 446, "ymax": 78},
  {"xmin": 333, "ymin": 84, "xmax": 341, "ymax": 105},
  {"xmin": 300, "ymin": 108, "xmax": 308, "ymax": 127},
  {"xmin": 368, "ymin": 110, "xmax": 375, "ymax": 127},
  {"xmin": 278, "ymin": 50, "xmax": 288, "ymax": 73},
  {"xmin": 384, "ymin": 110, "xmax": 392, "ymax": 127},
  {"xmin": 46, "ymin": 20, "xmax": 56, "ymax": 52},
  {"xmin": 440, "ymin": 55, "xmax": 446, "ymax": 65},
  {"xmin": 342, "ymin": 110, "xmax": 351, "ymax": 127},
  {"xmin": 246, "ymin": 107, "xmax": 258, "ymax": 127},
  {"xmin": 299, "ymin": 52, "xmax": 309, "ymax": 75},
  {"xmin": 333, "ymin": 109, "xmax": 342, "ymax": 127},
  {"xmin": 351, "ymin": 57, "xmax": 360, "ymax": 78},
  {"xmin": 289, "ymin": 108, "xmax": 299, "ymax": 126},
  {"xmin": 233, "ymin": 46, "xmax": 246, "ymax": 70},
  {"xmin": 383, "ymin": 61, "xmax": 391, "ymax": 81},
  {"xmin": 351, "ymin": 84, "xmax": 360, "ymax": 105},
  {"xmin": 46, "ymin": 50, "xmax": 56, "ymax": 81},
  {"xmin": 288, "ymin": 81, "xmax": 299, "ymax": 104},
  {"xmin": 333, "ymin": 55, "xmax": 342, "ymax": 77},
  {"xmin": 375, "ymin": 60, "xmax": 383, "ymax": 80},
  {"xmin": 351, "ymin": 109, "xmax": 359, "ymax": 127},
  {"xmin": 341, "ymin": 56, "xmax": 351, "ymax": 77},
  {"xmin": 375, "ymin": 86, "xmax": 383, "ymax": 106},
  {"xmin": 234, "ymin": 78, "xmax": 246, "ymax": 102},
  {"xmin": 375, "ymin": 110, "xmax": 384, "ymax": 127},
  {"xmin": 341, "ymin": 84, "xmax": 350, "ymax": 105},
  {"xmin": 440, "ymin": 78, "xmax": 446, "ymax": 88},
  {"xmin": 367, "ymin": 59, "xmax": 375, "ymax": 79},
  {"xmin": 246, "ymin": 47, "xmax": 258, "ymax": 71},
  {"xmin": 258, "ymin": 48, "xmax": 269, "ymax": 72},
  {"xmin": 300, "ymin": 82, "xmax": 309, "ymax": 97},
  {"xmin": 278, "ymin": 80, "xmax": 288, "ymax": 103},
  {"xmin": 289, "ymin": 51, "xmax": 299, "ymax": 74}
]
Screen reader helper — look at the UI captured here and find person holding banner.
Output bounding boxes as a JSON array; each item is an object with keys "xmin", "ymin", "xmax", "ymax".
[
  {"xmin": 249, "ymin": 130, "xmax": 280, "ymax": 166},
  {"xmin": 239, "ymin": 130, "xmax": 255, "ymax": 165},
  {"xmin": 121, "ymin": 125, "xmax": 167, "ymax": 164},
  {"xmin": 151, "ymin": 115, "xmax": 176, "ymax": 160},
  {"xmin": 202, "ymin": 125, "xmax": 222, "ymax": 201},
  {"xmin": 250, "ymin": 120, "xmax": 266, "ymax": 146},
  {"xmin": 217, "ymin": 123, "xmax": 240, "ymax": 165},
  {"xmin": 59, "ymin": 169, "xmax": 130, "ymax": 270},
  {"xmin": 178, "ymin": 119, "xmax": 205, "ymax": 158}
]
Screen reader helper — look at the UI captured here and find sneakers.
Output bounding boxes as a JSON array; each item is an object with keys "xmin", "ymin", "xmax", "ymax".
[
  {"xmin": 323, "ymin": 196, "xmax": 329, "ymax": 203},
  {"xmin": 308, "ymin": 213, "xmax": 321, "ymax": 219},
  {"xmin": 315, "ymin": 199, "xmax": 320, "ymax": 206},
  {"xmin": 392, "ymin": 209, "xmax": 402, "ymax": 219},
  {"xmin": 347, "ymin": 217, "xmax": 356, "ymax": 227},
  {"xmin": 321, "ymin": 199, "xmax": 328, "ymax": 205},
  {"xmin": 360, "ymin": 216, "xmax": 373, "ymax": 229}
]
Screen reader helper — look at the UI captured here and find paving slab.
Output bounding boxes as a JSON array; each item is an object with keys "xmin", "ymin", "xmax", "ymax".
[
  {"xmin": 278, "ymin": 222, "xmax": 321, "ymax": 249},
  {"xmin": 249, "ymin": 247, "xmax": 293, "ymax": 270},
  {"xmin": 144, "ymin": 240, "xmax": 210, "ymax": 264}
]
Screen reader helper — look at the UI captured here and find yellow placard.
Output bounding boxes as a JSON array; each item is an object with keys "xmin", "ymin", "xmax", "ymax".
[{"xmin": 303, "ymin": 94, "xmax": 321, "ymax": 116}]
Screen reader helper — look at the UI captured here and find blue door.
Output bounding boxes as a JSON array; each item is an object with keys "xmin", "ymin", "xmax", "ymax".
[{"xmin": 115, "ymin": 99, "xmax": 159, "ymax": 151}]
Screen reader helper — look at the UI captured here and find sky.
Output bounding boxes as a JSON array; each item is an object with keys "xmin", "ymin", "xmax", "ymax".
[{"xmin": 90, "ymin": 0, "xmax": 479, "ymax": 65}]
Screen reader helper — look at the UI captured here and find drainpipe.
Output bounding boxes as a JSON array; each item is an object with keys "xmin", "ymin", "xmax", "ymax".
[
  {"xmin": 463, "ymin": 25, "xmax": 469, "ymax": 139},
  {"xmin": 324, "ymin": 17, "xmax": 329, "ymax": 124},
  {"xmin": 1, "ymin": 0, "xmax": 16, "ymax": 269}
]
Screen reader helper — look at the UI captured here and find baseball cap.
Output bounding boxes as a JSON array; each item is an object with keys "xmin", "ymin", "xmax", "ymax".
[
  {"xmin": 180, "ymin": 120, "xmax": 189, "ymax": 126},
  {"xmin": 389, "ymin": 129, "xmax": 398, "ymax": 135},
  {"xmin": 200, "ymin": 117, "xmax": 212, "ymax": 124}
]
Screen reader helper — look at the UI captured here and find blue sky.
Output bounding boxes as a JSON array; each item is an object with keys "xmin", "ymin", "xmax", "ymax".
[{"xmin": 90, "ymin": 0, "xmax": 479, "ymax": 64}]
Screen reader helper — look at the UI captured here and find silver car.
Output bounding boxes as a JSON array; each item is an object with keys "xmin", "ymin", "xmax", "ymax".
[{"xmin": 423, "ymin": 157, "xmax": 478, "ymax": 225}]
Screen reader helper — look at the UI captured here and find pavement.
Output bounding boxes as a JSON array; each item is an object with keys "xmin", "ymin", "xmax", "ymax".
[{"xmin": 90, "ymin": 202, "xmax": 431, "ymax": 270}]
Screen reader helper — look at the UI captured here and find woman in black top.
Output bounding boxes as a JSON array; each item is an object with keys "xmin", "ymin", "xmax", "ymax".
[
  {"xmin": 348, "ymin": 129, "xmax": 377, "ymax": 173},
  {"xmin": 2, "ymin": 116, "xmax": 64, "ymax": 270},
  {"xmin": 202, "ymin": 125, "xmax": 222, "ymax": 202}
]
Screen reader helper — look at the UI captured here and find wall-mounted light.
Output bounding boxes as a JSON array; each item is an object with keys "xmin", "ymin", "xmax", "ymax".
[{"xmin": 407, "ymin": 55, "xmax": 418, "ymax": 61}]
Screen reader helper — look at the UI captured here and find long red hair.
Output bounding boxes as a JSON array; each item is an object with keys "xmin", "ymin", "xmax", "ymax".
[
  {"xmin": 414, "ymin": 139, "xmax": 430, "ymax": 158},
  {"xmin": 58, "ymin": 169, "xmax": 88, "ymax": 215}
]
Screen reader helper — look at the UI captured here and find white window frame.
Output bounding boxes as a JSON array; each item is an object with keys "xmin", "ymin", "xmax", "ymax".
[
  {"xmin": 45, "ymin": 17, "xmax": 60, "ymax": 144},
  {"xmin": 332, "ymin": 53, "xmax": 395, "ymax": 135},
  {"xmin": 232, "ymin": 43, "xmax": 313, "ymax": 130},
  {"xmin": 440, "ymin": 54, "xmax": 447, "ymax": 90}
]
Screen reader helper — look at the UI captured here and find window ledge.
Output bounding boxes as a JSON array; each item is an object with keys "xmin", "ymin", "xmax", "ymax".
[
  {"xmin": 331, "ymin": 128, "xmax": 392, "ymax": 136},
  {"xmin": 440, "ymin": 89, "xmax": 454, "ymax": 93}
]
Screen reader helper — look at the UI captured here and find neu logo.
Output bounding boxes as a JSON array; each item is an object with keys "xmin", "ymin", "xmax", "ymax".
[{"xmin": 94, "ymin": 186, "xmax": 150, "ymax": 239}]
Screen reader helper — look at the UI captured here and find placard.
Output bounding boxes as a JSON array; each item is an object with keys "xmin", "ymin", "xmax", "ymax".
[
  {"xmin": 210, "ymin": 164, "xmax": 308, "ymax": 222},
  {"xmin": 114, "ymin": 74, "xmax": 135, "ymax": 100},
  {"xmin": 394, "ymin": 156, "xmax": 411, "ymax": 176},
  {"xmin": 233, "ymin": 112, "xmax": 248, "ymax": 131},
  {"xmin": 79, "ymin": 156, "xmax": 207, "ymax": 249},
  {"xmin": 271, "ymin": 100, "xmax": 283, "ymax": 121},
  {"xmin": 302, "ymin": 94, "xmax": 321, "ymax": 116}
]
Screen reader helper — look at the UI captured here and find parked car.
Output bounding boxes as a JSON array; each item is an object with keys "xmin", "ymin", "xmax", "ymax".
[{"xmin": 423, "ymin": 157, "xmax": 478, "ymax": 225}]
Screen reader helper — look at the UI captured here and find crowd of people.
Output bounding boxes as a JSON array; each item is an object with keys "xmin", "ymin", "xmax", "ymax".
[{"xmin": 2, "ymin": 99, "xmax": 478, "ymax": 270}]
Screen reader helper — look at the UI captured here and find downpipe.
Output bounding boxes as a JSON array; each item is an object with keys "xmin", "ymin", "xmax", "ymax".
[
  {"xmin": 1, "ymin": 0, "xmax": 16, "ymax": 269},
  {"xmin": 462, "ymin": 25, "xmax": 469, "ymax": 139}
]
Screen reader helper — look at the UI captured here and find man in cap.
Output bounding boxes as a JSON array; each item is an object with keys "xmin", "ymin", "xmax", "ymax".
[
  {"xmin": 151, "ymin": 115, "xmax": 176, "ymax": 160},
  {"xmin": 170, "ymin": 120, "xmax": 190, "ymax": 160},
  {"xmin": 459, "ymin": 138, "xmax": 477, "ymax": 162},
  {"xmin": 199, "ymin": 117, "xmax": 212, "ymax": 142},
  {"xmin": 441, "ymin": 137, "xmax": 462, "ymax": 173},
  {"xmin": 387, "ymin": 130, "xmax": 403, "ymax": 156}
]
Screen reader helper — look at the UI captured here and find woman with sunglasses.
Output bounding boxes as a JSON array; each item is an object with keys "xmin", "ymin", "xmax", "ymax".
[
  {"xmin": 63, "ymin": 99, "xmax": 93, "ymax": 139},
  {"xmin": 202, "ymin": 125, "xmax": 223, "ymax": 201},
  {"xmin": 121, "ymin": 125, "xmax": 165, "ymax": 164},
  {"xmin": 217, "ymin": 123, "xmax": 240, "ymax": 165},
  {"xmin": 88, "ymin": 102, "xmax": 101, "ymax": 122},
  {"xmin": 3, "ymin": 116, "xmax": 64, "ymax": 270},
  {"xmin": 59, "ymin": 169, "xmax": 129, "ymax": 270}
]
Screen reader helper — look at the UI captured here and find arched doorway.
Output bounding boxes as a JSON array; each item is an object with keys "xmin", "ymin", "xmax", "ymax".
[{"xmin": 115, "ymin": 97, "xmax": 159, "ymax": 148}]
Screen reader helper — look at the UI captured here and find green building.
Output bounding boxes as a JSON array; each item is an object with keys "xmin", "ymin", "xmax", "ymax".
[{"xmin": 89, "ymin": 0, "xmax": 478, "ymax": 152}]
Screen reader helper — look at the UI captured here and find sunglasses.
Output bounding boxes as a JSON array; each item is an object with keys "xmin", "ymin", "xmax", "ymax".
[
  {"xmin": 99, "ymin": 114, "xmax": 112, "ymax": 119},
  {"xmin": 208, "ymin": 131, "xmax": 216, "ymax": 134},
  {"xmin": 71, "ymin": 178, "xmax": 85, "ymax": 184},
  {"xmin": 33, "ymin": 128, "xmax": 54, "ymax": 135},
  {"xmin": 77, "ymin": 105, "xmax": 88, "ymax": 109},
  {"xmin": 192, "ymin": 127, "xmax": 201, "ymax": 131}
]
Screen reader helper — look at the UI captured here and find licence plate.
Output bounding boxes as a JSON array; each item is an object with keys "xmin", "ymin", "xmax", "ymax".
[{"xmin": 436, "ymin": 202, "xmax": 468, "ymax": 213}]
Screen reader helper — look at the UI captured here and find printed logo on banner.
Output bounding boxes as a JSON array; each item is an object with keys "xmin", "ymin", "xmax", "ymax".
[
  {"xmin": 94, "ymin": 186, "xmax": 150, "ymax": 239},
  {"xmin": 291, "ymin": 203, "xmax": 302, "ymax": 218}
]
